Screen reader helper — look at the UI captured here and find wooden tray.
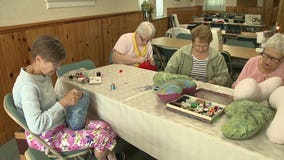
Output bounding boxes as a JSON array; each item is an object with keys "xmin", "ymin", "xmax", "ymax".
[{"xmin": 166, "ymin": 94, "xmax": 226, "ymax": 124}]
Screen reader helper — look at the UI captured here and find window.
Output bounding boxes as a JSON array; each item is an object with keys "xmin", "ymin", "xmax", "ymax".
[
  {"xmin": 138, "ymin": 0, "xmax": 164, "ymax": 18},
  {"xmin": 156, "ymin": 0, "xmax": 164, "ymax": 18},
  {"xmin": 203, "ymin": 0, "xmax": 226, "ymax": 11}
]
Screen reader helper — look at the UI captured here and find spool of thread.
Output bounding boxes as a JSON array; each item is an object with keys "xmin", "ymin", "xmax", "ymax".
[{"xmin": 111, "ymin": 83, "xmax": 116, "ymax": 90}]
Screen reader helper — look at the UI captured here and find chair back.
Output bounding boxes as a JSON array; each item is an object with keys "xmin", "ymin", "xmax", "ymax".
[
  {"xmin": 3, "ymin": 93, "xmax": 90, "ymax": 160},
  {"xmin": 172, "ymin": 14, "xmax": 180, "ymax": 26},
  {"xmin": 3, "ymin": 93, "xmax": 65, "ymax": 160},
  {"xmin": 220, "ymin": 50, "xmax": 234, "ymax": 86},
  {"xmin": 166, "ymin": 27, "xmax": 191, "ymax": 38},
  {"xmin": 57, "ymin": 59, "xmax": 96, "ymax": 77},
  {"xmin": 152, "ymin": 45, "xmax": 177, "ymax": 71},
  {"xmin": 236, "ymin": 36, "xmax": 258, "ymax": 47},
  {"xmin": 4, "ymin": 93, "xmax": 28, "ymax": 131},
  {"xmin": 176, "ymin": 33, "xmax": 192, "ymax": 40},
  {"xmin": 210, "ymin": 23, "xmax": 224, "ymax": 30},
  {"xmin": 168, "ymin": 15, "xmax": 177, "ymax": 28},
  {"xmin": 109, "ymin": 51, "xmax": 113, "ymax": 64},
  {"xmin": 225, "ymin": 39, "xmax": 256, "ymax": 48},
  {"xmin": 220, "ymin": 50, "xmax": 233, "ymax": 75},
  {"xmin": 226, "ymin": 24, "xmax": 241, "ymax": 34}
]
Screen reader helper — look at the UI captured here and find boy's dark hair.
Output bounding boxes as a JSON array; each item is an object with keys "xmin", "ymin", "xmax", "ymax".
[{"xmin": 31, "ymin": 35, "xmax": 66, "ymax": 62}]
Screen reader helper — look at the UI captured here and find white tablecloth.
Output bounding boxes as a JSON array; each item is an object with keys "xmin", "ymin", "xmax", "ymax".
[{"xmin": 55, "ymin": 64, "xmax": 284, "ymax": 160}]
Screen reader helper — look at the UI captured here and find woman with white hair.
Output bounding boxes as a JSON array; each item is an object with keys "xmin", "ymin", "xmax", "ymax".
[
  {"xmin": 112, "ymin": 21, "xmax": 156, "ymax": 67},
  {"xmin": 232, "ymin": 33, "xmax": 284, "ymax": 88}
]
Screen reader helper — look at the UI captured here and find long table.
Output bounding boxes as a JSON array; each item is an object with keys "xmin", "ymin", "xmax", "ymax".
[
  {"xmin": 56, "ymin": 64, "xmax": 284, "ymax": 160},
  {"xmin": 191, "ymin": 20, "xmax": 267, "ymax": 33},
  {"xmin": 151, "ymin": 37, "xmax": 259, "ymax": 60}
]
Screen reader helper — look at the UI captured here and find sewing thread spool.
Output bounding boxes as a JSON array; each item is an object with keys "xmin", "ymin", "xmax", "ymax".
[{"xmin": 110, "ymin": 83, "xmax": 116, "ymax": 90}]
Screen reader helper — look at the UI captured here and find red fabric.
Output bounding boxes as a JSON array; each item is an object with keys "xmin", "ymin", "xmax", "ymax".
[{"xmin": 139, "ymin": 61, "xmax": 157, "ymax": 71}]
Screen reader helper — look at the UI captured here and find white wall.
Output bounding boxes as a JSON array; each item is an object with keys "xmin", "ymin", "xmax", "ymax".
[
  {"xmin": 0, "ymin": 0, "xmax": 263, "ymax": 27},
  {"xmin": 0, "ymin": 0, "xmax": 190, "ymax": 27},
  {"xmin": 0, "ymin": 0, "xmax": 139, "ymax": 27}
]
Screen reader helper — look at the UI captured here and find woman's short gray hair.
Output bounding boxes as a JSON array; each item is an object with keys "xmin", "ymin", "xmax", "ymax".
[
  {"xmin": 262, "ymin": 33, "xmax": 284, "ymax": 56},
  {"xmin": 136, "ymin": 21, "xmax": 156, "ymax": 38}
]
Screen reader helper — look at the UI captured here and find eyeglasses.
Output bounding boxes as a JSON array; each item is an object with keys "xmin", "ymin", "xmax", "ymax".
[
  {"xmin": 139, "ymin": 34, "xmax": 152, "ymax": 43},
  {"xmin": 261, "ymin": 52, "xmax": 283, "ymax": 64},
  {"xmin": 51, "ymin": 62, "xmax": 61, "ymax": 69},
  {"xmin": 45, "ymin": 59, "xmax": 61, "ymax": 69}
]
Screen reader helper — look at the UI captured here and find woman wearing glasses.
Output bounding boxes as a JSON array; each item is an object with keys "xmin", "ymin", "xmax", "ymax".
[
  {"xmin": 112, "ymin": 21, "xmax": 156, "ymax": 67},
  {"xmin": 232, "ymin": 33, "xmax": 284, "ymax": 88},
  {"xmin": 165, "ymin": 24, "xmax": 231, "ymax": 87}
]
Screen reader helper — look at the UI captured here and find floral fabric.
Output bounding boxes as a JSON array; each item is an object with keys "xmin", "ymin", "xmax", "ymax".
[{"xmin": 25, "ymin": 120, "xmax": 117, "ymax": 152}]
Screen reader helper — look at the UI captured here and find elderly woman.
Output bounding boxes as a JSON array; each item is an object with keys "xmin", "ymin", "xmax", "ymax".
[
  {"xmin": 164, "ymin": 24, "xmax": 231, "ymax": 87},
  {"xmin": 112, "ymin": 21, "xmax": 156, "ymax": 67},
  {"xmin": 232, "ymin": 33, "xmax": 284, "ymax": 88}
]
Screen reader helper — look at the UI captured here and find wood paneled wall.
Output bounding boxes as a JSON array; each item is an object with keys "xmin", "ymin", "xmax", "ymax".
[
  {"xmin": 0, "ymin": 11, "xmax": 169, "ymax": 145},
  {"xmin": 167, "ymin": 6, "xmax": 203, "ymax": 24},
  {"xmin": 237, "ymin": 0, "xmax": 257, "ymax": 7},
  {"xmin": 277, "ymin": 0, "xmax": 284, "ymax": 33},
  {"xmin": 151, "ymin": 17, "xmax": 169, "ymax": 37}
]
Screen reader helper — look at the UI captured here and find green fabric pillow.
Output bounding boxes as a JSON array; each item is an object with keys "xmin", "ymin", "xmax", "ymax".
[
  {"xmin": 153, "ymin": 71, "xmax": 192, "ymax": 87},
  {"xmin": 222, "ymin": 99, "xmax": 275, "ymax": 140}
]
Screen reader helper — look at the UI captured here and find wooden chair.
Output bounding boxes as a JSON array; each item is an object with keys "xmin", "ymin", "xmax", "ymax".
[
  {"xmin": 3, "ymin": 93, "xmax": 95, "ymax": 160},
  {"xmin": 56, "ymin": 59, "xmax": 96, "ymax": 77}
]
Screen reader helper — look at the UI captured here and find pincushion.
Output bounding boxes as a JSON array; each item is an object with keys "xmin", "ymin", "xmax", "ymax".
[
  {"xmin": 156, "ymin": 79, "xmax": 197, "ymax": 102},
  {"xmin": 266, "ymin": 86, "xmax": 284, "ymax": 144},
  {"xmin": 157, "ymin": 81, "xmax": 183, "ymax": 102},
  {"xmin": 222, "ymin": 99, "xmax": 275, "ymax": 140},
  {"xmin": 139, "ymin": 61, "xmax": 157, "ymax": 71},
  {"xmin": 234, "ymin": 77, "xmax": 282, "ymax": 102},
  {"xmin": 66, "ymin": 90, "xmax": 90, "ymax": 130},
  {"xmin": 174, "ymin": 79, "xmax": 197, "ymax": 94}
]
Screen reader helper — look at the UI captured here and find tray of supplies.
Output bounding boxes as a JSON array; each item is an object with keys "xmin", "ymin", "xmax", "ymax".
[{"xmin": 166, "ymin": 94, "xmax": 226, "ymax": 124}]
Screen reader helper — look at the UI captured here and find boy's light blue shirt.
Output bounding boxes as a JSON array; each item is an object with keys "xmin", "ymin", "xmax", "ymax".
[{"xmin": 12, "ymin": 68, "xmax": 65, "ymax": 134}]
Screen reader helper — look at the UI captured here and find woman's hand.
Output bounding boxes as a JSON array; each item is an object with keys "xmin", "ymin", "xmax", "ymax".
[
  {"xmin": 135, "ymin": 57, "xmax": 146, "ymax": 64},
  {"xmin": 149, "ymin": 57, "xmax": 155, "ymax": 66},
  {"xmin": 59, "ymin": 89, "xmax": 83, "ymax": 108}
]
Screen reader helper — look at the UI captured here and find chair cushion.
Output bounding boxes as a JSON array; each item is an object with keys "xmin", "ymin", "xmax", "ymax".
[
  {"xmin": 222, "ymin": 99, "xmax": 275, "ymax": 140},
  {"xmin": 66, "ymin": 90, "xmax": 90, "ymax": 130}
]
